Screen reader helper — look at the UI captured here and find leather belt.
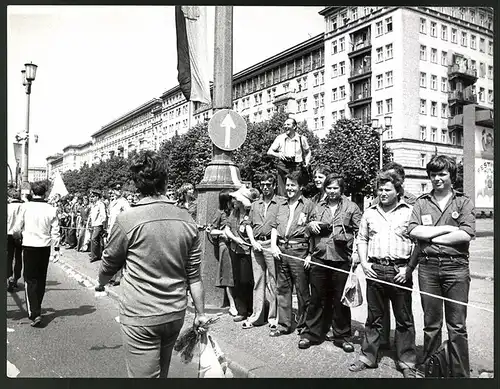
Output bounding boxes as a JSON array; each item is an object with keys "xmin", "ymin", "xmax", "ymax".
[
  {"xmin": 369, "ymin": 257, "xmax": 408, "ymax": 266},
  {"xmin": 420, "ymin": 254, "xmax": 468, "ymax": 262},
  {"xmin": 278, "ymin": 239, "xmax": 308, "ymax": 249}
]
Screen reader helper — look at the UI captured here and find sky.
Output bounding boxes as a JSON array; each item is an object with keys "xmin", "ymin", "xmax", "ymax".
[{"xmin": 7, "ymin": 5, "xmax": 325, "ymax": 171}]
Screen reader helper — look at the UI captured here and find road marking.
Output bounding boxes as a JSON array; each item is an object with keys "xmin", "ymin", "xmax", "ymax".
[
  {"xmin": 7, "ymin": 328, "xmax": 14, "ymax": 332},
  {"xmin": 7, "ymin": 360, "xmax": 20, "ymax": 377}
]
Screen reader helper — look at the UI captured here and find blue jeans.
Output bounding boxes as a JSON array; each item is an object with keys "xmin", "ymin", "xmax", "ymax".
[
  {"xmin": 120, "ymin": 317, "xmax": 185, "ymax": 378},
  {"xmin": 418, "ymin": 257, "xmax": 470, "ymax": 377},
  {"xmin": 359, "ymin": 264, "xmax": 416, "ymax": 370}
]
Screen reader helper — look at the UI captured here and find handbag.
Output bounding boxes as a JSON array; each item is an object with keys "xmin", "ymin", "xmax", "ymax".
[
  {"xmin": 341, "ymin": 262, "xmax": 363, "ymax": 308},
  {"xmin": 423, "ymin": 341, "xmax": 451, "ymax": 378}
]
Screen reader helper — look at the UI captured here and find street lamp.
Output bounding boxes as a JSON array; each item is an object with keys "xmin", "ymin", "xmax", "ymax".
[
  {"xmin": 372, "ymin": 115, "xmax": 392, "ymax": 169},
  {"xmin": 21, "ymin": 62, "xmax": 38, "ymax": 188}
]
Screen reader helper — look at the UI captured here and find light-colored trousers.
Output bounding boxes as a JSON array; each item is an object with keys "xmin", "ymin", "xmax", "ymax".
[{"xmin": 247, "ymin": 240, "xmax": 278, "ymax": 326}]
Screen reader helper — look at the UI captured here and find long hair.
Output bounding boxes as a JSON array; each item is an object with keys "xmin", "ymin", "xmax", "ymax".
[{"xmin": 129, "ymin": 150, "xmax": 167, "ymax": 196}]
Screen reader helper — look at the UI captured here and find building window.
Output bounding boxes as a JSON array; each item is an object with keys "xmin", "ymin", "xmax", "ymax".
[
  {"xmin": 303, "ymin": 77, "xmax": 308, "ymax": 90},
  {"xmin": 471, "ymin": 60, "xmax": 476, "ymax": 72},
  {"xmin": 470, "ymin": 35, "xmax": 477, "ymax": 50},
  {"xmin": 320, "ymin": 116, "xmax": 325, "ymax": 128},
  {"xmin": 376, "ymin": 74, "xmax": 383, "ymax": 89},
  {"xmin": 313, "ymin": 72, "xmax": 319, "ymax": 87},
  {"xmin": 386, "ymin": 98, "xmax": 393, "ymax": 113},
  {"xmin": 314, "ymin": 94, "xmax": 319, "ymax": 108},
  {"xmin": 479, "ymin": 87, "xmax": 485, "ymax": 102},
  {"xmin": 441, "ymin": 51, "xmax": 447, "ymax": 66},
  {"xmin": 479, "ymin": 62, "xmax": 486, "ymax": 78},
  {"xmin": 441, "ymin": 25, "xmax": 448, "ymax": 40},
  {"xmin": 320, "ymin": 70, "xmax": 324, "ymax": 85},
  {"xmin": 314, "ymin": 118, "xmax": 319, "ymax": 130},
  {"xmin": 303, "ymin": 98, "xmax": 307, "ymax": 110},
  {"xmin": 470, "ymin": 9, "xmax": 476, "ymax": 23},
  {"xmin": 441, "ymin": 77, "xmax": 447, "ymax": 92},
  {"xmin": 420, "ymin": 45, "xmax": 427, "ymax": 60},
  {"xmin": 450, "ymin": 131, "xmax": 457, "ymax": 145},
  {"xmin": 420, "ymin": 99, "xmax": 427, "ymax": 114},
  {"xmin": 488, "ymin": 40, "xmax": 493, "ymax": 55},
  {"xmin": 451, "ymin": 28, "xmax": 457, "ymax": 43},
  {"xmin": 430, "ymin": 48, "xmax": 437, "ymax": 63},
  {"xmin": 430, "ymin": 22, "xmax": 437, "ymax": 37},
  {"xmin": 460, "ymin": 31, "xmax": 467, "ymax": 46},
  {"xmin": 385, "ymin": 71, "xmax": 393, "ymax": 86},
  {"xmin": 376, "ymin": 21, "xmax": 383, "ymax": 36},
  {"xmin": 420, "ymin": 72, "xmax": 427, "ymax": 87},
  {"xmin": 420, "ymin": 18, "xmax": 426, "ymax": 34},
  {"xmin": 351, "ymin": 7, "xmax": 358, "ymax": 20},
  {"xmin": 488, "ymin": 89, "xmax": 493, "ymax": 104},
  {"xmin": 431, "ymin": 127, "xmax": 437, "ymax": 142},
  {"xmin": 340, "ymin": 109, "xmax": 345, "ymax": 119},
  {"xmin": 430, "ymin": 75, "xmax": 437, "ymax": 90},
  {"xmin": 297, "ymin": 100, "xmax": 302, "ymax": 112},
  {"xmin": 339, "ymin": 37, "xmax": 345, "ymax": 52},
  {"xmin": 421, "ymin": 183, "xmax": 427, "ymax": 193},
  {"xmin": 339, "ymin": 86, "xmax": 345, "ymax": 99},
  {"xmin": 441, "ymin": 103, "xmax": 448, "ymax": 117},
  {"xmin": 441, "ymin": 129, "xmax": 448, "ymax": 143},
  {"xmin": 339, "ymin": 61, "xmax": 345, "ymax": 76},
  {"xmin": 385, "ymin": 43, "xmax": 393, "ymax": 59},
  {"xmin": 420, "ymin": 153, "xmax": 426, "ymax": 167},
  {"xmin": 332, "ymin": 64, "xmax": 338, "ymax": 78},
  {"xmin": 430, "ymin": 101, "xmax": 437, "ymax": 116},
  {"xmin": 332, "ymin": 40, "xmax": 338, "ymax": 54},
  {"xmin": 385, "ymin": 17, "xmax": 393, "ymax": 32},
  {"xmin": 376, "ymin": 100, "xmax": 383, "ymax": 115},
  {"xmin": 478, "ymin": 37, "xmax": 485, "ymax": 52},
  {"xmin": 320, "ymin": 92, "xmax": 325, "ymax": 106},
  {"xmin": 420, "ymin": 125, "xmax": 427, "ymax": 141},
  {"xmin": 332, "ymin": 111, "xmax": 337, "ymax": 122},
  {"xmin": 376, "ymin": 47, "xmax": 384, "ymax": 62}
]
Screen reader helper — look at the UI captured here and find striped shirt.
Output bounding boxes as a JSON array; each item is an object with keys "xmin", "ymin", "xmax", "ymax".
[{"xmin": 357, "ymin": 201, "xmax": 413, "ymax": 261}]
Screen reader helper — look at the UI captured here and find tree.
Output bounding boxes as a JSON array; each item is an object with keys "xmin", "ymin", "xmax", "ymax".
[{"xmin": 315, "ymin": 118, "xmax": 392, "ymax": 207}]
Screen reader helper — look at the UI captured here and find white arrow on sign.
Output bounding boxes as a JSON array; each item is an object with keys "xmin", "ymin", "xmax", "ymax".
[{"xmin": 221, "ymin": 113, "xmax": 236, "ymax": 148}]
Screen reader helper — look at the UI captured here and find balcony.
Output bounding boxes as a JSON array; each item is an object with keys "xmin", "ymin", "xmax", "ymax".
[
  {"xmin": 448, "ymin": 64, "xmax": 478, "ymax": 84},
  {"xmin": 448, "ymin": 114, "xmax": 463, "ymax": 131},
  {"xmin": 348, "ymin": 40, "xmax": 372, "ymax": 58},
  {"xmin": 348, "ymin": 91, "xmax": 372, "ymax": 108},
  {"xmin": 448, "ymin": 89, "xmax": 477, "ymax": 106},
  {"xmin": 352, "ymin": 115, "xmax": 371, "ymax": 124},
  {"xmin": 348, "ymin": 64, "xmax": 372, "ymax": 82}
]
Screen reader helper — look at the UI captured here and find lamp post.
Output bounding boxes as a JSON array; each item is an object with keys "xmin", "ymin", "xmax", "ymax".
[
  {"xmin": 372, "ymin": 115, "xmax": 392, "ymax": 170},
  {"xmin": 21, "ymin": 62, "xmax": 38, "ymax": 187}
]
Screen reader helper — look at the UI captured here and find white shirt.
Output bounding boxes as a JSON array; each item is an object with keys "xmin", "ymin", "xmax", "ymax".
[
  {"xmin": 89, "ymin": 200, "xmax": 107, "ymax": 227},
  {"xmin": 13, "ymin": 199, "xmax": 60, "ymax": 248},
  {"xmin": 270, "ymin": 133, "xmax": 310, "ymax": 163},
  {"xmin": 7, "ymin": 201, "xmax": 23, "ymax": 235}
]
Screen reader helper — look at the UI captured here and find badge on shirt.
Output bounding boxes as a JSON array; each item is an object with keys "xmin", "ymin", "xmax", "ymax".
[
  {"xmin": 298, "ymin": 212, "xmax": 307, "ymax": 226},
  {"xmin": 239, "ymin": 225, "xmax": 245, "ymax": 233},
  {"xmin": 451, "ymin": 211, "xmax": 459, "ymax": 220},
  {"xmin": 421, "ymin": 214, "xmax": 433, "ymax": 226}
]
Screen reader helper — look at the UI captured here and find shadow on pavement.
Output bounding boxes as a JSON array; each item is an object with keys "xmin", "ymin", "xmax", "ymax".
[
  {"xmin": 38, "ymin": 305, "xmax": 97, "ymax": 327},
  {"xmin": 89, "ymin": 344, "xmax": 122, "ymax": 351}
]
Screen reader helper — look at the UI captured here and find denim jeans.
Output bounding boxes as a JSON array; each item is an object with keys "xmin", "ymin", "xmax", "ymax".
[
  {"xmin": 302, "ymin": 259, "xmax": 351, "ymax": 342},
  {"xmin": 90, "ymin": 225, "xmax": 103, "ymax": 262},
  {"xmin": 359, "ymin": 264, "xmax": 416, "ymax": 370},
  {"xmin": 120, "ymin": 317, "xmax": 185, "ymax": 378},
  {"xmin": 276, "ymin": 246, "xmax": 310, "ymax": 331},
  {"xmin": 418, "ymin": 257, "xmax": 471, "ymax": 377}
]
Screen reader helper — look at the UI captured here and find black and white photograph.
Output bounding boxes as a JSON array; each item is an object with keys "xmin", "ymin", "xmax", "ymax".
[{"xmin": 6, "ymin": 5, "xmax": 494, "ymax": 380}]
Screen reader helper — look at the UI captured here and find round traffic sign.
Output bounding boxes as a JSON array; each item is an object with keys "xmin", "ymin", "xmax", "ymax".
[{"xmin": 208, "ymin": 109, "xmax": 247, "ymax": 151}]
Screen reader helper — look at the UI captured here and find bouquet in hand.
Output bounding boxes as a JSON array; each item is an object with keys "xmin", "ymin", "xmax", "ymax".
[{"xmin": 174, "ymin": 316, "xmax": 220, "ymax": 363}]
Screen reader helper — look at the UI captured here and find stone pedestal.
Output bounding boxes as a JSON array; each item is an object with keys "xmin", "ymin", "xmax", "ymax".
[{"xmin": 196, "ymin": 146, "xmax": 242, "ymax": 309}]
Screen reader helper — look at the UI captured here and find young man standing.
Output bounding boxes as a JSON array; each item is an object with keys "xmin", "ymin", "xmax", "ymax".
[
  {"xmin": 243, "ymin": 173, "xmax": 282, "ymax": 330},
  {"xmin": 88, "ymin": 190, "xmax": 107, "ymax": 263},
  {"xmin": 270, "ymin": 170, "xmax": 314, "ymax": 337},
  {"xmin": 349, "ymin": 171, "xmax": 416, "ymax": 378},
  {"xmin": 13, "ymin": 181, "xmax": 60, "ymax": 327},
  {"xmin": 408, "ymin": 155, "xmax": 475, "ymax": 377}
]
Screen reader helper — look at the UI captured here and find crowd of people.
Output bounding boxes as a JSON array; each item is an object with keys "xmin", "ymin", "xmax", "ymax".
[{"xmin": 7, "ymin": 116, "xmax": 476, "ymax": 378}]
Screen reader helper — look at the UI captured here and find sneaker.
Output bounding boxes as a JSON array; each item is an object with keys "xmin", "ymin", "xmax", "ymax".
[
  {"xmin": 95, "ymin": 285, "xmax": 105, "ymax": 292},
  {"xmin": 30, "ymin": 316, "xmax": 42, "ymax": 327}
]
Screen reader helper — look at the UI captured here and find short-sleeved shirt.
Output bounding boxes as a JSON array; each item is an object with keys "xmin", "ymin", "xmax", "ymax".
[
  {"xmin": 273, "ymin": 195, "xmax": 315, "ymax": 240},
  {"xmin": 357, "ymin": 200, "xmax": 414, "ymax": 261},
  {"xmin": 407, "ymin": 190, "xmax": 475, "ymax": 257},
  {"xmin": 245, "ymin": 195, "xmax": 283, "ymax": 238},
  {"xmin": 269, "ymin": 133, "xmax": 310, "ymax": 163}
]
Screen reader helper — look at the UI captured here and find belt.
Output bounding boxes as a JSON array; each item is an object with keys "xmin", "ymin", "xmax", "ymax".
[
  {"xmin": 278, "ymin": 239, "xmax": 308, "ymax": 249},
  {"xmin": 369, "ymin": 257, "xmax": 408, "ymax": 266},
  {"xmin": 420, "ymin": 254, "xmax": 468, "ymax": 262},
  {"xmin": 256, "ymin": 235, "xmax": 271, "ymax": 241}
]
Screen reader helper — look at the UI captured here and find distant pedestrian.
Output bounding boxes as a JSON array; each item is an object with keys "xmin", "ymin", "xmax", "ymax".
[
  {"xmin": 77, "ymin": 196, "xmax": 91, "ymax": 252},
  {"xmin": 12, "ymin": 181, "xmax": 60, "ymax": 327},
  {"xmin": 88, "ymin": 190, "xmax": 107, "ymax": 263},
  {"xmin": 97, "ymin": 150, "xmax": 208, "ymax": 378},
  {"xmin": 267, "ymin": 117, "xmax": 311, "ymax": 196},
  {"xmin": 176, "ymin": 183, "xmax": 197, "ymax": 221},
  {"xmin": 7, "ymin": 188, "xmax": 24, "ymax": 292},
  {"xmin": 408, "ymin": 155, "xmax": 475, "ymax": 377}
]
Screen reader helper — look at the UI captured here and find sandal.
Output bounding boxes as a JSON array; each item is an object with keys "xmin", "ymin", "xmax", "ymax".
[
  {"xmin": 269, "ymin": 328, "xmax": 289, "ymax": 337},
  {"xmin": 241, "ymin": 320, "xmax": 254, "ymax": 329},
  {"xmin": 349, "ymin": 360, "xmax": 376, "ymax": 372}
]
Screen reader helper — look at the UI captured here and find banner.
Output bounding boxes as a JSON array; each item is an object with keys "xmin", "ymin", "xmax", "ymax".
[
  {"xmin": 48, "ymin": 171, "xmax": 68, "ymax": 200},
  {"xmin": 175, "ymin": 6, "xmax": 211, "ymax": 104}
]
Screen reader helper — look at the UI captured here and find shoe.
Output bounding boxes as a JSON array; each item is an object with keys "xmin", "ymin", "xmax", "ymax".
[
  {"xmin": 228, "ymin": 308, "xmax": 238, "ymax": 317},
  {"xmin": 30, "ymin": 316, "xmax": 42, "ymax": 327},
  {"xmin": 241, "ymin": 320, "xmax": 254, "ymax": 329},
  {"xmin": 333, "ymin": 339, "xmax": 355, "ymax": 353},
  {"xmin": 233, "ymin": 315, "xmax": 246, "ymax": 322},
  {"xmin": 95, "ymin": 285, "xmax": 105, "ymax": 292},
  {"xmin": 298, "ymin": 338, "xmax": 312, "ymax": 349},
  {"xmin": 402, "ymin": 368, "xmax": 414, "ymax": 378},
  {"xmin": 269, "ymin": 328, "xmax": 290, "ymax": 337},
  {"xmin": 325, "ymin": 333, "xmax": 335, "ymax": 342},
  {"xmin": 349, "ymin": 360, "xmax": 376, "ymax": 372}
]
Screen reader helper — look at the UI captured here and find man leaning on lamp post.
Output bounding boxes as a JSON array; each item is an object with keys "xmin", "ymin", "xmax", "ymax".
[{"xmin": 267, "ymin": 117, "xmax": 311, "ymax": 197}]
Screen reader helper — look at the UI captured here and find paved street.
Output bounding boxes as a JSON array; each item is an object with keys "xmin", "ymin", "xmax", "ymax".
[{"xmin": 6, "ymin": 263, "xmax": 201, "ymax": 378}]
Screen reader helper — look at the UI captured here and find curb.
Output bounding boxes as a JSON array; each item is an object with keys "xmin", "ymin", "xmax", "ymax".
[{"xmin": 470, "ymin": 273, "xmax": 494, "ymax": 281}]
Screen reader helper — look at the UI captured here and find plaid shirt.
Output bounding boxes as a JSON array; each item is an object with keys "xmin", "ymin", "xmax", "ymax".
[{"xmin": 357, "ymin": 200, "xmax": 413, "ymax": 261}]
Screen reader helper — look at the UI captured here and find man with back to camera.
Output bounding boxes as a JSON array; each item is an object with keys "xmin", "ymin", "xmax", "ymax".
[
  {"xmin": 12, "ymin": 181, "xmax": 61, "ymax": 327},
  {"xmin": 408, "ymin": 155, "xmax": 475, "ymax": 377},
  {"xmin": 96, "ymin": 150, "xmax": 208, "ymax": 378},
  {"xmin": 267, "ymin": 117, "xmax": 311, "ymax": 197}
]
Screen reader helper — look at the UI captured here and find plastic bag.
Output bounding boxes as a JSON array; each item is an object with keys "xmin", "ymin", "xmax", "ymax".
[
  {"xmin": 198, "ymin": 333, "xmax": 233, "ymax": 378},
  {"xmin": 341, "ymin": 263, "xmax": 363, "ymax": 308}
]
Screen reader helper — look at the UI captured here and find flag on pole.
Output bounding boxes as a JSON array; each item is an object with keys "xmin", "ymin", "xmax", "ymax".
[
  {"xmin": 175, "ymin": 6, "xmax": 211, "ymax": 105},
  {"xmin": 48, "ymin": 171, "xmax": 68, "ymax": 200}
]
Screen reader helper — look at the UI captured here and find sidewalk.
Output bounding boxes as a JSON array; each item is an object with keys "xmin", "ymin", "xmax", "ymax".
[{"xmin": 54, "ymin": 234, "xmax": 494, "ymax": 378}]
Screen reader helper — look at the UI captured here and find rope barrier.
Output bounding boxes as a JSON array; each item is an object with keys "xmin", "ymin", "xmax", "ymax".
[{"xmin": 256, "ymin": 247, "xmax": 494, "ymax": 314}]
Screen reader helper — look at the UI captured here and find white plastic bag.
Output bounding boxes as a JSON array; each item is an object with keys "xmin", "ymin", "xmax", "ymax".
[
  {"xmin": 198, "ymin": 333, "xmax": 233, "ymax": 378},
  {"xmin": 341, "ymin": 263, "xmax": 363, "ymax": 308}
]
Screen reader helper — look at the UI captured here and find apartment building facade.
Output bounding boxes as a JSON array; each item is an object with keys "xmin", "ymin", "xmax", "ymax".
[{"xmin": 47, "ymin": 6, "xmax": 493, "ymax": 195}]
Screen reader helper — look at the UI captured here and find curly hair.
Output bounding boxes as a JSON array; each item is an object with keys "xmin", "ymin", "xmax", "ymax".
[
  {"xmin": 129, "ymin": 150, "xmax": 167, "ymax": 196},
  {"xmin": 177, "ymin": 183, "xmax": 194, "ymax": 202}
]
